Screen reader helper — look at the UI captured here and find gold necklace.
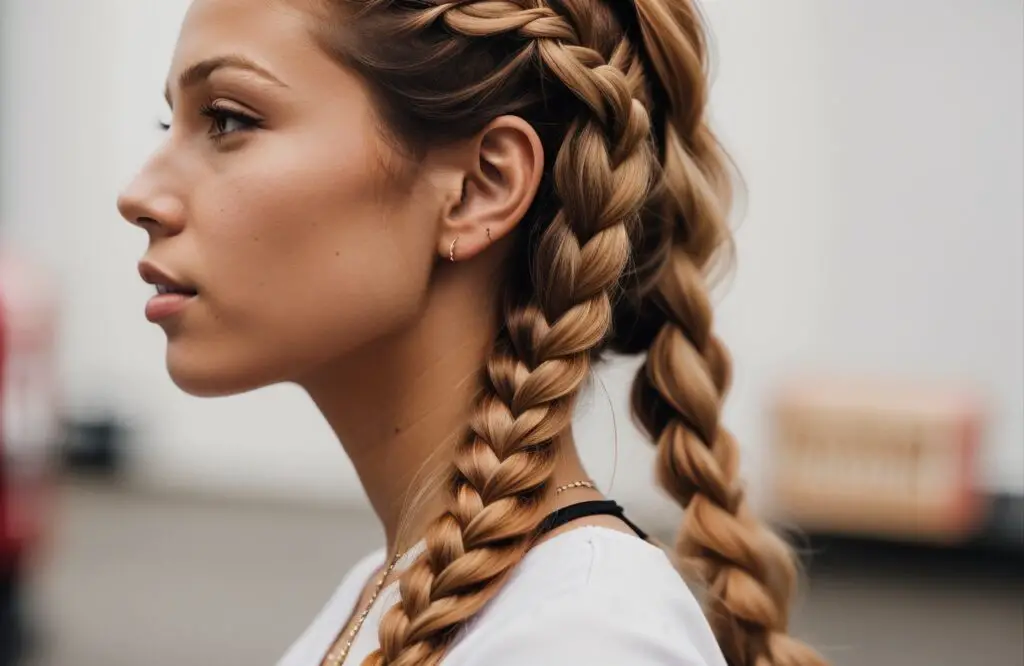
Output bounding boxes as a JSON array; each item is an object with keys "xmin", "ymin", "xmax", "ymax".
[
  {"xmin": 323, "ymin": 549, "xmax": 406, "ymax": 666},
  {"xmin": 554, "ymin": 479, "xmax": 595, "ymax": 494},
  {"xmin": 324, "ymin": 479, "xmax": 591, "ymax": 665}
]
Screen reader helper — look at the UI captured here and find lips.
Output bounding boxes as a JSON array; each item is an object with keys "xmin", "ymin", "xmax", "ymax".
[
  {"xmin": 138, "ymin": 261, "xmax": 198, "ymax": 295},
  {"xmin": 139, "ymin": 261, "xmax": 198, "ymax": 323}
]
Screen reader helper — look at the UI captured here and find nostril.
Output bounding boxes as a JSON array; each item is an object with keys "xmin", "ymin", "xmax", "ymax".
[{"xmin": 116, "ymin": 186, "xmax": 184, "ymax": 233}]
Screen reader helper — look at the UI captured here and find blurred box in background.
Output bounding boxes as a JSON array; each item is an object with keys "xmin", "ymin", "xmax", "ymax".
[{"xmin": 769, "ymin": 378, "xmax": 986, "ymax": 544}]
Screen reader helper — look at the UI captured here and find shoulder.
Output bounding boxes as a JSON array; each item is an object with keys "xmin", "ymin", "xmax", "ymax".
[
  {"xmin": 277, "ymin": 548, "xmax": 385, "ymax": 666},
  {"xmin": 347, "ymin": 547, "xmax": 387, "ymax": 584},
  {"xmin": 445, "ymin": 527, "xmax": 727, "ymax": 666}
]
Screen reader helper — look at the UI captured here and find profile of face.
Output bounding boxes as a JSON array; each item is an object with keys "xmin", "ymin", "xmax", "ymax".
[{"xmin": 118, "ymin": 0, "xmax": 535, "ymax": 397}]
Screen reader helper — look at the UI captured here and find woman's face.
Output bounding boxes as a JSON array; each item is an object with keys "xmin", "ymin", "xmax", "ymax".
[{"xmin": 118, "ymin": 0, "xmax": 443, "ymax": 396}]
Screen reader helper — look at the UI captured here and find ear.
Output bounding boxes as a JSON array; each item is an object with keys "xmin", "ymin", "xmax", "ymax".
[{"xmin": 437, "ymin": 116, "xmax": 544, "ymax": 262}]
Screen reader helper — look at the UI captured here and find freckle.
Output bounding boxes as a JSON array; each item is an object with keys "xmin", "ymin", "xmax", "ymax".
[
  {"xmin": 394, "ymin": 426, "xmax": 402, "ymax": 435},
  {"xmin": 335, "ymin": 251, "xmax": 340, "ymax": 257}
]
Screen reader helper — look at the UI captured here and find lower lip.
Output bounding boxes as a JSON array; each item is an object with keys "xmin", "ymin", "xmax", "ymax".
[{"xmin": 145, "ymin": 293, "xmax": 196, "ymax": 322}]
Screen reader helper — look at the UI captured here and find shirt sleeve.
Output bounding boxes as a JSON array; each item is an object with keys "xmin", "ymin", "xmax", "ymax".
[{"xmin": 447, "ymin": 590, "xmax": 720, "ymax": 666}]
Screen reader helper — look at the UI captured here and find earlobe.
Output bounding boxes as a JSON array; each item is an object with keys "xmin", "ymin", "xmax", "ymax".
[{"xmin": 438, "ymin": 116, "xmax": 543, "ymax": 263}]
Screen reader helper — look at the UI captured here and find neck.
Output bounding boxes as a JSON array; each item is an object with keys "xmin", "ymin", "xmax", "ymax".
[
  {"xmin": 302, "ymin": 278, "xmax": 491, "ymax": 554},
  {"xmin": 301, "ymin": 265, "xmax": 596, "ymax": 556}
]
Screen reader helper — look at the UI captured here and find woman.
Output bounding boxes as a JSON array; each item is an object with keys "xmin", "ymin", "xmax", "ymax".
[{"xmin": 118, "ymin": 1, "xmax": 824, "ymax": 665}]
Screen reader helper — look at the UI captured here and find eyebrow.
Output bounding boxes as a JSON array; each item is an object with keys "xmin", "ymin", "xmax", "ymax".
[{"xmin": 164, "ymin": 54, "xmax": 288, "ymax": 105}]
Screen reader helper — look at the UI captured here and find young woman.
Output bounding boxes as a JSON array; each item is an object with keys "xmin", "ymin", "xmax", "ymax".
[{"xmin": 118, "ymin": 1, "xmax": 824, "ymax": 665}]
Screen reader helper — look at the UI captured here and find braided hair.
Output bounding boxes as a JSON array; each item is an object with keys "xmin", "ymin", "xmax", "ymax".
[{"xmin": 308, "ymin": 2, "xmax": 826, "ymax": 665}]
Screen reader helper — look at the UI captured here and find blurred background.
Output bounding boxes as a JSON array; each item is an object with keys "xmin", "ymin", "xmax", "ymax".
[{"xmin": 0, "ymin": 1, "xmax": 1021, "ymax": 665}]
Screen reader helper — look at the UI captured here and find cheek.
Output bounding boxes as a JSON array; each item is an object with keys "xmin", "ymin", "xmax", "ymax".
[{"xmin": 169, "ymin": 129, "xmax": 438, "ymax": 393}]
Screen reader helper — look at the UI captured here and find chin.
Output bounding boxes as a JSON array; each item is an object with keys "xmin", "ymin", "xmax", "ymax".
[
  {"xmin": 165, "ymin": 346, "xmax": 278, "ymax": 398},
  {"xmin": 168, "ymin": 372, "xmax": 256, "ymax": 398},
  {"xmin": 167, "ymin": 366, "xmax": 267, "ymax": 398}
]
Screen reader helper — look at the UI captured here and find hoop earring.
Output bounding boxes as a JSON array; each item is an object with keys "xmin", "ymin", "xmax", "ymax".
[{"xmin": 449, "ymin": 236, "xmax": 460, "ymax": 263}]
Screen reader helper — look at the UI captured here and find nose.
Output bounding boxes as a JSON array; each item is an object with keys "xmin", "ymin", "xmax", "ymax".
[{"xmin": 117, "ymin": 157, "xmax": 186, "ymax": 236}]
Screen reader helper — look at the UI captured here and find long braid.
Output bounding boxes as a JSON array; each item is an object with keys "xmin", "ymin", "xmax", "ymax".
[
  {"xmin": 311, "ymin": 0, "xmax": 823, "ymax": 663},
  {"xmin": 617, "ymin": 1, "xmax": 826, "ymax": 665},
  {"xmin": 355, "ymin": 3, "xmax": 657, "ymax": 665}
]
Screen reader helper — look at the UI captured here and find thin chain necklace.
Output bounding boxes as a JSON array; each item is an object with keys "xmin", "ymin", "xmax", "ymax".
[
  {"xmin": 554, "ymin": 479, "xmax": 595, "ymax": 494},
  {"xmin": 323, "ymin": 548, "xmax": 406, "ymax": 666},
  {"xmin": 323, "ymin": 480, "xmax": 593, "ymax": 665}
]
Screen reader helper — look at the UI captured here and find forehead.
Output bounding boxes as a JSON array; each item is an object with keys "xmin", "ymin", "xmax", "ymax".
[{"xmin": 171, "ymin": 0, "xmax": 325, "ymax": 81}]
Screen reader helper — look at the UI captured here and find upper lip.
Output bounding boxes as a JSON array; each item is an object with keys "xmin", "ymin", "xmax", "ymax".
[{"xmin": 138, "ymin": 261, "xmax": 198, "ymax": 293}]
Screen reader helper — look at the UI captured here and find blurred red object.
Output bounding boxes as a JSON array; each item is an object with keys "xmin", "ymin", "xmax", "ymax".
[
  {"xmin": 769, "ymin": 378, "xmax": 985, "ymax": 544},
  {"xmin": 0, "ymin": 252, "xmax": 59, "ymax": 569}
]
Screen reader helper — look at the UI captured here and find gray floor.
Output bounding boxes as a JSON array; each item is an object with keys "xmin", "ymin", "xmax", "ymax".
[{"xmin": 26, "ymin": 482, "xmax": 1024, "ymax": 666}]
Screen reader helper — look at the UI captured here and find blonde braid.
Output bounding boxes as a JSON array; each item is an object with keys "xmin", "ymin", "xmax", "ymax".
[
  {"xmin": 621, "ymin": 1, "xmax": 825, "ymax": 665},
  {"xmin": 313, "ymin": 0, "xmax": 823, "ymax": 663},
  {"xmin": 357, "ymin": 3, "xmax": 657, "ymax": 665}
]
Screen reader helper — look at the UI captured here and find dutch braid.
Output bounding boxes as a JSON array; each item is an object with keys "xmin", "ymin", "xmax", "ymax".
[
  {"xmin": 621, "ymin": 1, "xmax": 825, "ymax": 664},
  {"xmin": 312, "ymin": 1, "xmax": 825, "ymax": 664},
  {"xmin": 355, "ymin": 3, "xmax": 656, "ymax": 665}
]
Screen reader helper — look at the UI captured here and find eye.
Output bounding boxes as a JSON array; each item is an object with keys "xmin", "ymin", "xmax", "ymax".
[{"xmin": 199, "ymin": 102, "xmax": 263, "ymax": 139}]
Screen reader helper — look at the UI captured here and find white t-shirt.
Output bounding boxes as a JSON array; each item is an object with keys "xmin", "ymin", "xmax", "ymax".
[{"xmin": 278, "ymin": 526, "xmax": 727, "ymax": 665}]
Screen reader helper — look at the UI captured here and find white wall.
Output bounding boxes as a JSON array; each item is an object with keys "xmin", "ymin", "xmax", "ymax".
[
  {"xmin": 1, "ymin": 1, "xmax": 1020, "ymax": 517},
  {"xmin": 809, "ymin": 2, "xmax": 1024, "ymax": 494}
]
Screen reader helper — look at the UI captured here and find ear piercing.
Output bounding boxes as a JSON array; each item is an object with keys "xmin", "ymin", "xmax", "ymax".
[{"xmin": 449, "ymin": 229, "xmax": 492, "ymax": 263}]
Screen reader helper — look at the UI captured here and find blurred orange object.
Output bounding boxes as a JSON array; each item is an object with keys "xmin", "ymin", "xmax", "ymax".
[{"xmin": 769, "ymin": 378, "xmax": 985, "ymax": 544}]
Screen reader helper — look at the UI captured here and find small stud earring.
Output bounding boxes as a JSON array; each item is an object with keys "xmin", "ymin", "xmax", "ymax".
[{"xmin": 449, "ymin": 236, "xmax": 459, "ymax": 263}]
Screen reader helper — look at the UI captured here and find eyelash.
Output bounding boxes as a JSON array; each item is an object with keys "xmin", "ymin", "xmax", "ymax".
[{"xmin": 157, "ymin": 102, "xmax": 263, "ymax": 139}]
